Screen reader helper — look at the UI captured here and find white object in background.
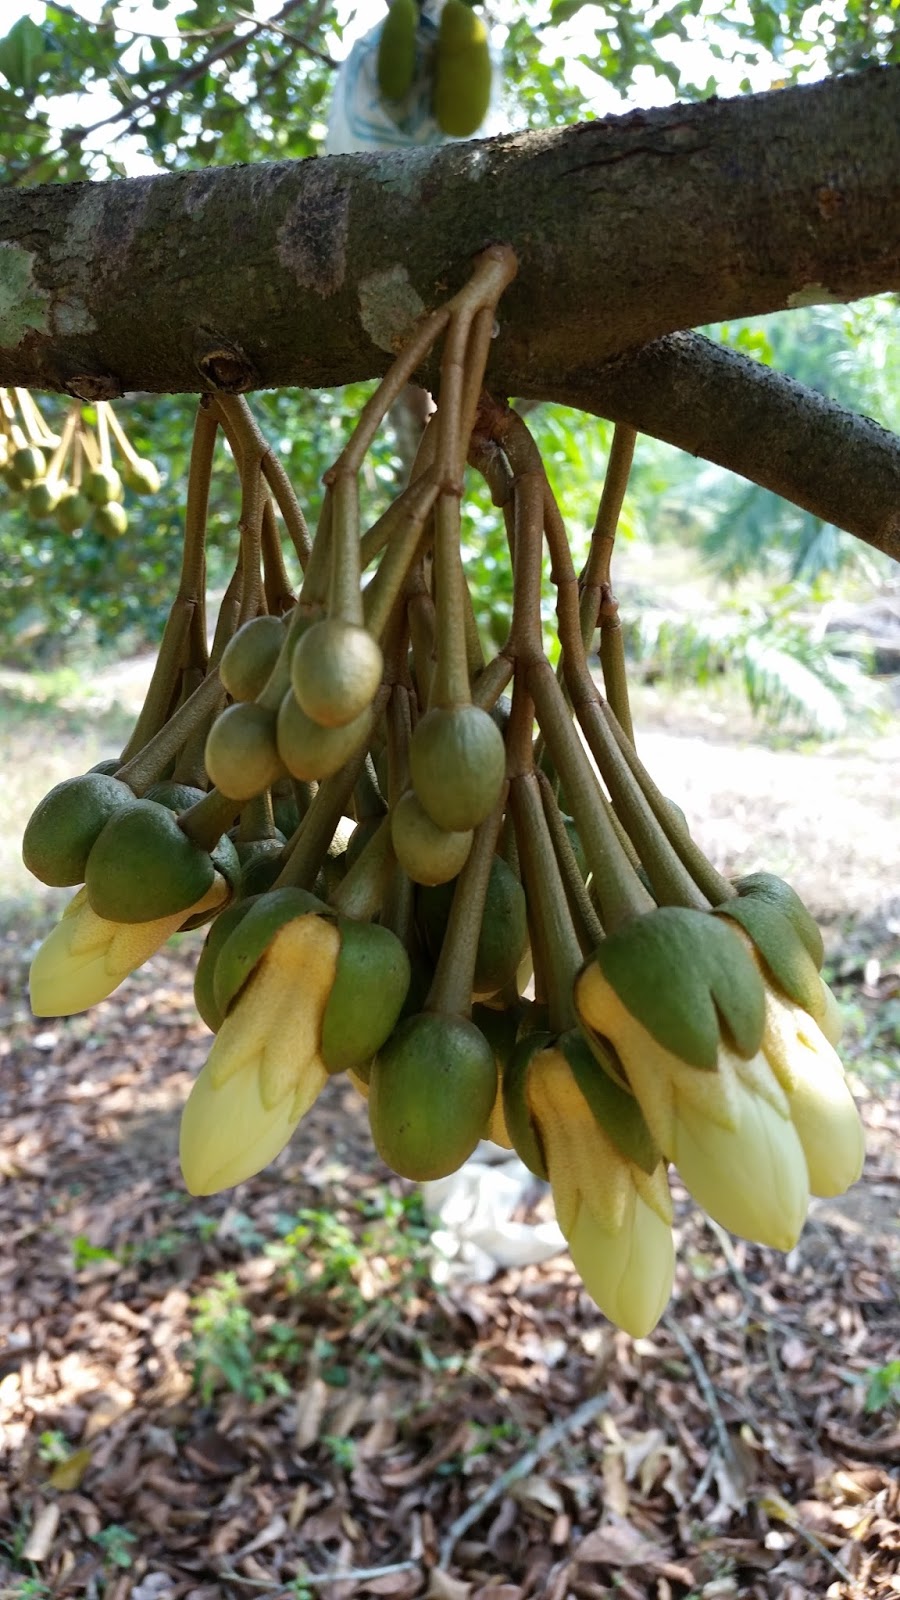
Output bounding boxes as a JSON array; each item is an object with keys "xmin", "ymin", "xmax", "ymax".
[
  {"xmin": 325, "ymin": 1, "xmax": 503, "ymax": 156},
  {"xmin": 421, "ymin": 1142, "xmax": 565, "ymax": 1285}
]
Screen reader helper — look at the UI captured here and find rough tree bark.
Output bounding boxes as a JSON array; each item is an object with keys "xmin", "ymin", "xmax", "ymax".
[
  {"xmin": 1, "ymin": 66, "xmax": 899, "ymax": 557},
  {"xmin": 556, "ymin": 335, "xmax": 900, "ymax": 562}
]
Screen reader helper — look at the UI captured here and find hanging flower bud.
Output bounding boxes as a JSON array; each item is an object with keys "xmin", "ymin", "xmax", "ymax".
[
  {"xmin": 504, "ymin": 1030, "xmax": 674, "ymax": 1337},
  {"xmin": 29, "ymin": 878, "xmax": 228, "ymax": 1017},
  {"xmin": 714, "ymin": 895, "xmax": 864, "ymax": 1195},
  {"xmin": 180, "ymin": 890, "xmax": 411, "ymax": 1195},
  {"xmin": 718, "ymin": 879, "xmax": 839, "ymax": 1043},
  {"xmin": 180, "ymin": 913, "xmax": 340, "ymax": 1195},
  {"xmin": 762, "ymin": 988, "xmax": 864, "ymax": 1196},
  {"xmin": 575, "ymin": 908, "xmax": 810, "ymax": 1251}
]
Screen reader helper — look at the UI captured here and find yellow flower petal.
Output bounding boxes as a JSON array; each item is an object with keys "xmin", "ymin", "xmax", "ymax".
[
  {"xmin": 525, "ymin": 1047, "xmax": 674, "ymax": 1336},
  {"xmin": 207, "ymin": 915, "xmax": 338, "ymax": 1089},
  {"xmin": 179, "ymin": 914, "xmax": 340, "ymax": 1196},
  {"xmin": 29, "ymin": 879, "xmax": 227, "ymax": 1017},
  {"xmin": 763, "ymin": 989, "xmax": 864, "ymax": 1197},
  {"xmin": 577, "ymin": 958, "xmax": 810, "ymax": 1249},
  {"xmin": 483, "ymin": 1078, "xmax": 513, "ymax": 1149},
  {"xmin": 815, "ymin": 977, "xmax": 844, "ymax": 1048},
  {"xmin": 576, "ymin": 965, "xmax": 740, "ymax": 1148},
  {"xmin": 568, "ymin": 1188, "xmax": 674, "ymax": 1338},
  {"xmin": 179, "ymin": 1046, "xmax": 328, "ymax": 1196},
  {"xmin": 672, "ymin": 1071, "xmax": 809, "ymax": 1249},
  {"xmin": 527, "ymin": 1049, "xmax": 631, "ymax": 1234}
]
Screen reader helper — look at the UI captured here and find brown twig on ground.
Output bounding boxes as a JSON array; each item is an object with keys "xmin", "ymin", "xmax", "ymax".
[
  {"xmin": 756, "ymin": 1491, "xmax": 854, "ymax": 1586},
  {"xmin": 217, "ymin": 1559, "xmax": 419, "ymax": 1593},
  {"xmin": 663, "ymin": 1313, "xmax": 746, "ymax": 1505},
  {"xmin": 437, "ymin": 1390, "xmax": 609, "ymax": 1570}
]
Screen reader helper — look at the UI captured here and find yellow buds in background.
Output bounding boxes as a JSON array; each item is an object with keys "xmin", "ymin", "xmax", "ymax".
[
  {"xmin": 179, "ymin": 913, "xmax": 340, "ymax": 1196},
  {"xmin": 433, "ymin": 0, "xmax": 492, "ymax": 139},
  {"xmin": 29, "ymin": 877, "xmax": 228, "ymax": 1017}
]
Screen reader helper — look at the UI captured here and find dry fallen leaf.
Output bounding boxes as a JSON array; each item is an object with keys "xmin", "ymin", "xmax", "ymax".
[
  {"xmin": 21, "ymin": 1501, "xmax": 60, "ymax": 1563},
  {"xmin": 573, "ymin": 1514, "xmax": 673, "ymax": 1570},
  {"xmin": 426, "ymin": 1572, "xmax": 472, "ymax": 1600},
  {"xmin": 295, "ymin": 1374, "xmax": 330, "ymax": 1450}
]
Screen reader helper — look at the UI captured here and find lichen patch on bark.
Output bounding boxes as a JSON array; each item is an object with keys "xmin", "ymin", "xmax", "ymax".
[
  {"xmin": 181, "ymin": 168, "xmax": 222, "ymax": 218},
  {"xmin": 786, "ymin": 283, "xmax": 844, "ymax": 307},
  {"xmin": 0, "ymin": 243, "xmax": 50, "ymax": 346},
  {"xmin": 45, "ymin": 181, "xmax": 152, "ymax": 340},
  {"xmin": 358, "ymin": 265, "xmax": 427, "ymax": 354}
]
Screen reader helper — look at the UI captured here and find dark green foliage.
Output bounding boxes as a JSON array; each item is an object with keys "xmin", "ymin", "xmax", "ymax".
[{"xmin": 0, "ymin": 2, "xmax": 339, "ymax": 187}]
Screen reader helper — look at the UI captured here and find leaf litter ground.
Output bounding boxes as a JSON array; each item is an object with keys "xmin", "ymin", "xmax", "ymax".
[{"xmin": 1, "ymin": 898, "xmax": 897, "ymax": 1600}]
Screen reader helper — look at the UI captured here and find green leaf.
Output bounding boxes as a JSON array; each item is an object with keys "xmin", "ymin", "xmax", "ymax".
[{"xmin": 0, "ymin": 16, "xmax": 52, "ymax": 90}]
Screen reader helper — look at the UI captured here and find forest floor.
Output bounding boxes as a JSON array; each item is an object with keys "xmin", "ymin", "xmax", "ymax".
[{"xmin": 0, "ymin": 667, "xmax": 898, "ymax": 1600}]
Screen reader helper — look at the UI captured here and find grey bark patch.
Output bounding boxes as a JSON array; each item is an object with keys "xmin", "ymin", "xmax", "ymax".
[
  {"xmin": 276, "ymin": 164, "xmax": 350, "ymax": 296},
  {"xmin": 358, "ymin": 265, "xmax": 426, "ymax": 354},
  {"xmin": 53, "ymin": 295, "xmax": 96, "ymax": 336},
  {"xmin": 45, "ymin": 182, "xmax": 152, "ymax": 338},
  {"xmin": 0, "ymin": 243, "xmax": 51, "ymax": 345},
  {"xmin": 181, "ymin": 168, "xmax": 223, "ymax": 218}
]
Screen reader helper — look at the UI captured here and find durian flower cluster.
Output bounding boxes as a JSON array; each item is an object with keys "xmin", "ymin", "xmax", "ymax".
[{"xmin": 20, "ymin": 274, "xmax": 866, "ymax": 1344}]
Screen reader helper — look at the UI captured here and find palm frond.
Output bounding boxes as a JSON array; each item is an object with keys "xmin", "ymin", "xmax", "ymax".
[
  {"xmin": 740, "ymin": 633, "xmax": 848, "ymax": 735},
  {"xmin": 626, "ymin": 598, "xmax": 877, "ymax": 738}
]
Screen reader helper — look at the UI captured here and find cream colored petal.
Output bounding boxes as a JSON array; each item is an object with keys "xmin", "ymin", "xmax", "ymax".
[
  {"xmin": 789, "ymin": 1066, "xmax": 865, "ymax": 1197},
  {"xmin": 207, "ymin": 915, "xmax": 340, "ymax": 1091},
  {"xmin": 632, "ymin": 1157, "xmax": 675, "ymax": 1226},
  {"xmin": 180, "ymin": 1047, "xmax": 328, "ymax": 1195},
  {"xmin": 483, "ymin": 1080, "xmax": 513, "ymax": 1149},
  {"xmin": 30, "ymin": 895, "xmax": 190, "ymax": 1016},
  {"xmin": 762, "ymin": 992, "xmax": 864, "ymax": 1197},
  {"xmin": 576, "ymin": 965, "xmax": 739, "ymax": 1151},
  {"xmin": 29, "ymin": 878, "xmax": 228, "ymax": 1018},
  {"xmin": 29, "ymin": 912, "xmax": 114, "ymax": 1016},
  {"xmin": 180, "ymin": 913, "xmax": 340, "ymax": 1196},
  {"xmin": 816, "ymin": 979, "xmax": 844, "ymax": 1048},
  {"xmin": 527, "ymin": 1049, "xmax": 631, "ymax": 1235},
  {"xmin": 728, "ymin": 1041, "xmax": 791, "ymax": 1118},
  {"xmin": 567, "ymin": 1190, "xmax": 674, "ymax": 1338},
  {"xmin": 672, "ymin": 1074, "xmax": 809, "ymax": 1250}
]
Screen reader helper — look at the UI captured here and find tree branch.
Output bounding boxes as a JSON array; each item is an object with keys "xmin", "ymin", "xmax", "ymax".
[
  {"xmin": 545, "ymin": 332, "xmax": 900, "ymax": 562},
  {"xmin": 1, "ymin": 67, "xmax": 899, "ymax": 556},
  {"xmin": 3, "ymin": 66, "xmax": 899, "ymax": 395}
]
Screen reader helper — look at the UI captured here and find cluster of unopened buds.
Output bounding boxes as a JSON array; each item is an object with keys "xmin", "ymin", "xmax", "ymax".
[
  {"xmin": 0, "ymin": 387, "xmax": 160, "ymax": 537},
  {"xmin": 23, "ymin": 247, "xmax": 864, "ymax": 1339}
]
